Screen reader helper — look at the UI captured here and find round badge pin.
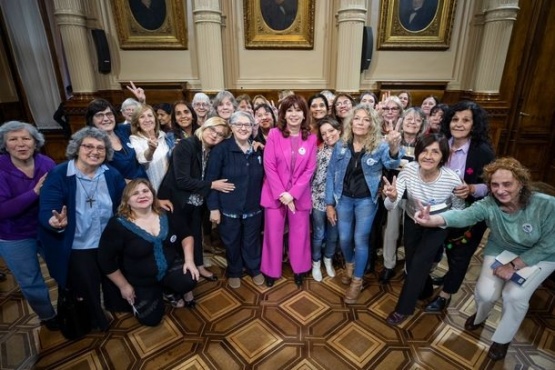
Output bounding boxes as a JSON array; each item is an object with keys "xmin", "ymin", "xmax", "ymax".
[
  {"xmin": 522, "ymin": 223, "xmax": 533, "ymax": 233},
  {"xmin": 170, "ymin": 235, "xmax": 177, "ymax": 243},
  {"xmin": 298, "ymin": 147, "xmax": 306, "ymax": 155}
]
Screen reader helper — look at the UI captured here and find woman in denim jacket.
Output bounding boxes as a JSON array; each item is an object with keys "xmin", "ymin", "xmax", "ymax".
[{"xmin": 325, "ymin": 104, "xmax": 403, "ymax": 303}]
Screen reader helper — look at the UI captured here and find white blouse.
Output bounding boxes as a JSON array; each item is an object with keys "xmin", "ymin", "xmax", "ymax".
[{"xmin": 129, "ymin": 131, "xmax": 170, "ymax": 191}]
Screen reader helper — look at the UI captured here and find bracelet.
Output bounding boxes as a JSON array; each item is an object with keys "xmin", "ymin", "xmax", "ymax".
[{"xmin": 509, "ymin": 261, "xmax": 519, "ymax": 271}]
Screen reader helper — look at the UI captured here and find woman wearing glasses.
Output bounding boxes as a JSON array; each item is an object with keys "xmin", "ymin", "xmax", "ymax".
[
  {"xmin": 205, "ymin": 112, "xmax": 265, "ymax": 288},
  {"xmin": 192, "ymin": 93, "xmax": 211, "ymax": 126},
  {"xmin": 332, "ymin": 94, "xmax": 356, "ymax": 127},
  {"xmin": 159, "ymin": 118, "xmax": 233, "ymax": 282},
  {"xmin": 86, "ymin": 99, "xmax": 147, "ymax": 182},
  {"xmin": 39, "ymin": 127, "xmax": 127, "ymax": 332},
  {"xmin": 380, "ymin": 96, "xmax": 404, "ymax": 135}
]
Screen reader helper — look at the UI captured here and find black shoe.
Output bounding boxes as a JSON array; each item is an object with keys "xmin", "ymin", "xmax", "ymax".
[
  {"xmin": 424, "ymin": 296, "xmax": 451, "ymax": 312},
  {"xmin": 379, "ymin": 268, "xmax": 395, "ymax": 283},
  {"xmin": 488, "ymin": 342, "xmax": 510, "ymax": 361},
  {"xmin": 0, "ymin": 272, "xmax": 6, "ymax": 281},
  {"xmin": 294, "ymin": 273, "xmax": 303, "ymax": 287},
  {"xmin": 200, "ymin": 273, "xmax": 218, "ymax": 282},
  {"xmin": 41, "ymin": 316, "xmax": 60, "ymax": 331},
  {"xmin": 431, "ymin": 275, "xmax": 445, "ymax": 286},
  {"xmin": 265, "ymin": 277, "xmax": 275, "ymax": 287},
  {"xmin": 464, "ymin": 313, "xmax": 484, "ymax": 331}
]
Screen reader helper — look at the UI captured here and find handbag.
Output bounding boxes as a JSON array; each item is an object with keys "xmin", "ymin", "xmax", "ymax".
[{"xmin": 57, "ymin": 287, "xmax": 91, "ymax": 340}]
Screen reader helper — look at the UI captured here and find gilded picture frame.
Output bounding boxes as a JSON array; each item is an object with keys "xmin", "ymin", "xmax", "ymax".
[
  {"xmin": 111, "ymin": 0, "xmax": 187, "ymax": 50},
  {"xmin": 378, "ymin": 0, "xmax": 457, "ymax": 50},
  {"xmin": 244, "ymin": 0, "xmax": 315, "ymax": 49}
]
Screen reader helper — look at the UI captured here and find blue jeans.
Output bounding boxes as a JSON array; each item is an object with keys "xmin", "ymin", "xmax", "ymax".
[
  {"xmin": 311, "ymin": 209, "xmax": 338, "ymax": 261},
  {"xmin": 336, "ymin": 196, "xmax": 378, "ymax": 278},
  {"xmin": 0, "ymin": 238, "xmax": 56, "ymax": 320}
]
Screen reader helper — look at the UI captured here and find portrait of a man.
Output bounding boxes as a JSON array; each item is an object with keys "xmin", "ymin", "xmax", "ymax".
[
  {"xmin": 260, "ymin": 0, "xmax": 298, "ymax": 31},
  {"xmin": 399, "ymin": 0, "xmax": 438, "ymax": 32},
  {"xmin": 129, "ymin": 0, "xmax": 167, "ymax": 31}
]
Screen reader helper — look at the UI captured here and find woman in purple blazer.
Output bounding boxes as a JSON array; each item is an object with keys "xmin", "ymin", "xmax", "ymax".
[{"xmin": 260, "ymin": 95, "xmax": 317, "ymax": 287}]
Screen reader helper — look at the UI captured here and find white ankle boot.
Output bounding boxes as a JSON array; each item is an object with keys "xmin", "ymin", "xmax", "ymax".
[
  {"xmin": 323, "ymin": 257, "xmax": 336, "ymax": 277},
  {"xmin": 312, "ymin": 260, "xmax": 323, "ymax": 282}
]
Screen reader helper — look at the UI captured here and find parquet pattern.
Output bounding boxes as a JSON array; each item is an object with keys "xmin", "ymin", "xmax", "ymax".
[{"xmin": 1, "ymin": 244, "xmax": 555, "ymax": 369}]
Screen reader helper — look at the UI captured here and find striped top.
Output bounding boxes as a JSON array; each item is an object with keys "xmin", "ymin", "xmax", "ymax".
[{"xmin": 384, "ymin": 161, "xmax": 465, "ymax": 220}]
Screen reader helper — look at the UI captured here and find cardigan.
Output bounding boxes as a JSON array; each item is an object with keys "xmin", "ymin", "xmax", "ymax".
[{"xmin": 38, "ymin": 161, "xmax": 126, "ymax": 287}]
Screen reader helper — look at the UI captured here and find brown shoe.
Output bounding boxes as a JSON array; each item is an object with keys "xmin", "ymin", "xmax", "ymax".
[
  {"xmin": 344, "ymin": 277, "xmax": 363, "ymax": 304},
  {"xmin": 341, "ymin": 263, "xmax": 354, "ymax": 285},
  {"xmin": 464, "ymin": 313, "xmax": 484, "ymax": 331},
  {"xmin": 488, "ymin": 342, "xmax": 510, "ymax": 361}
]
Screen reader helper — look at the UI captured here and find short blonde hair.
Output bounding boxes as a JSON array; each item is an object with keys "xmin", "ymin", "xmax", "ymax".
[
  {"xmin": 130, "ymin": 104, "xmax": 160, "ymax": 137},
  {"xmin": 194, "ymin": 116, "xmax": 231, "ymax": 141}
]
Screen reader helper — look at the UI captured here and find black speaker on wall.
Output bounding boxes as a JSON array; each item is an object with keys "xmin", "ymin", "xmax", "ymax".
[
  {"xmin": 91, "ymin": 29, "xmax": 111, "ymax": 74},
  {"xmin": 361, "ymin": 26, "xmax": 373, "ymax": 73}
]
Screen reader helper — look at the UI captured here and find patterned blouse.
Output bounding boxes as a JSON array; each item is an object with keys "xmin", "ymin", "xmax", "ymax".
[{"xmin": 311, "ymin": 144, "xmax": 334, "ymax": 212}]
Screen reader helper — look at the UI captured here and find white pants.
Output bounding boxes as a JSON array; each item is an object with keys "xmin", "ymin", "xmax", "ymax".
[
  {"xmin": 383, "ymin": 200, "xmax": 405, "ymax": 269},
  {"xmin": 473, "ymin": 255, "xmax": 555, "ymax": 343}
]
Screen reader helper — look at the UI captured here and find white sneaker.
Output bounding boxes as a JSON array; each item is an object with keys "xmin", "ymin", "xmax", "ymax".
[
  {"xmin": 324, "ymin": 257, "xmax": 336, "ymax": 277},
  {"xmin": 312, "ymin": 260, "xmax": 323, "ymax": 282}
]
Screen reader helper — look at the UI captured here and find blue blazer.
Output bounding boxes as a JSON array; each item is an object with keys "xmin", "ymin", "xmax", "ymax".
[{"xmin": 38, "ymin": 161, "xmax": 126, "ymax": 287}]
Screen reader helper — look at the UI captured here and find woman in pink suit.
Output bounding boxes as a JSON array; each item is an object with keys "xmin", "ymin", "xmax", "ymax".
[{"xmin": 261, "ymin": 95, "xmax": 317, "ymax": 287}]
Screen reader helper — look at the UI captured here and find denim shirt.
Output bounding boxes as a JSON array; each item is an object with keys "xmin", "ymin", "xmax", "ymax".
[{"xmin": 325, "ymin": 140, "xmax": 403, "ymax": 206}]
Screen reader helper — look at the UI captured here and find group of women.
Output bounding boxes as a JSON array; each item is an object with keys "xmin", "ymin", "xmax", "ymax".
[{"xmin": 1, "ymin": 88, "xmax": 554, "ymax": 363}]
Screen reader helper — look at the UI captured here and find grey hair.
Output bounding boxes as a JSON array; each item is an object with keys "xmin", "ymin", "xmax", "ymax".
[
  {"xmin": 211, "ymin": 90, "xmax": 237, "ymax": 112},
  {"xmin": 121, "ymin": 98, "xmax": 141, "ymax": 112},
  {"xmin": 192, "ymin": 92, "xmax": 210, "ymax": 104},
  {"xmin": 229, "ymin": 111, "xmax": 255, "ymax": 127},
  {"xmin": 402, "ymin": 107, "xmax": 428, "ymax": 136},
  {"xmin": 0, "ymin": 121, "xmax": 45, "ymax": 153},
  {"xmin": 65, "ymin": 127, "xmax": 114, "ymax": 162}
]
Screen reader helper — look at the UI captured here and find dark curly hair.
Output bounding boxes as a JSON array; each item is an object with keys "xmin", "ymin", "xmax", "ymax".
[{"xmin": 441, "ymin": 100, "xmax": 492, "ymax": 148}]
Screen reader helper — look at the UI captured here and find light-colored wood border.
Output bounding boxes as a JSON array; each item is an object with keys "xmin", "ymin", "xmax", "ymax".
[
  {"xmin": 378, "ymin": 0, "xmax": 457, "ymax": 50},
  {"xmin": 243, "ymin": 0, "xmax": 315, "ymax": 49},
  {"xmin": 111, "ymin": 0, "xmax": 187, "ymax": 50}
]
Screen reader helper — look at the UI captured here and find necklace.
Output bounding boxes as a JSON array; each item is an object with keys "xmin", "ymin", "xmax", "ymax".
[{"xmin": 77, "ymin": 176, "xmax": 100, "ymax": 208}]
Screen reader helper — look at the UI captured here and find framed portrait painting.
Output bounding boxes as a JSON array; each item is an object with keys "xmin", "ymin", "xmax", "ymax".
[
  {"xmin": 244, "ymin": 0, "xmax": 315, "ymax": 49},
  {"xmin": 111, "ymin": 0, "xmax": 187, "ymax": 50},
  {"xmin": 378, "ymin": 0, "xmax": 457, "ymax": 50}
]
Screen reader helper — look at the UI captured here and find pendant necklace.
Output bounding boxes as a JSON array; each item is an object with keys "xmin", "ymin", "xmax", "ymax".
[{"xmin": 77, "ymin": 176, "xmax": 100, "ymax": 208}]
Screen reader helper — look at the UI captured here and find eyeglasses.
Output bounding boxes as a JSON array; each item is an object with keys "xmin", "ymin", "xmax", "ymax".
[
  {"xmin": 194, "ymin": 103, "xmax": 210, "ymax": 108},
  {"xmin": 383, "ymin": 107, "xmax": 400, "ymax": 111},
  {"xmin": 206, "ymin": 126, "xmax": 226, "ymax": 138},
  {"xmin": 335, "ymin": 100, "xmax": 352, "ymax": 107},
  {"xmin": 94, "ymin": 112, "xmax": 115, "ymax": 119},
  {"xmin": 233, "ymin": 123, "xmax": 253, "ymax": 129},
  {"xmin": 81, "ymin": 144, "xmax": 106, "ymax": 152}
]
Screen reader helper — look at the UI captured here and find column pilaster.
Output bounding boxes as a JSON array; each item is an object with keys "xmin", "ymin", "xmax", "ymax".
[
  {"xmin": 192, "ymin": 0, "xmax": 225, "ymax": 93},
  {"xmin": 335, "ymin": 0, "xmax": 367, "ymax": 93}
]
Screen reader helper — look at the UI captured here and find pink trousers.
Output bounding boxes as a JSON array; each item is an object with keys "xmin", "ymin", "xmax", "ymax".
[{"xmin": 260, "ymin": 207, "xmax": 311, "ymax": 278}]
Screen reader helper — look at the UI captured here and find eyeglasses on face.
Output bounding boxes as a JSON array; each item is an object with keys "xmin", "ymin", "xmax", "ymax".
[
  {"xmin": 206, "ymin": 126, "xmax": 226, "ymax": 138},
  {"xmin": 194, "ymin": 103, "xmax": 210, "ymax": 108},
  {"xmin": 80, "ymin": 144, "xmax": 106, "ymax": 152},
  {"xmin": 383, "ymin": 107, "xmax": 400, "ymax": 111},
  {"xmin": 335, "ymin": 100, "xmax": 352, "ymax": 107},
  {"xmin": 233, "ymin": 123, "xmax": 253, "ymax": 129},
  {"xmin": 94, "ymin": 112, "xmax": 115, "ymax": 119}
]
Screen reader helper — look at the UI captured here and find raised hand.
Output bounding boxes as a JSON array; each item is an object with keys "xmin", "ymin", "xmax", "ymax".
[
  {"xmin": 382, "ymin": 175, "xmax": 398, "ymax": 201},
  {"xmin": 413, "ymin": 200, "xmax": 431, "ymax": 224},
  {"xmin": 385, "ymin": 119, "xmax": 402, "ymax": 155},
  {"xmin": 34, "ymin": 173, "xmax": 48, "ymax": 195},
  {"xmin": 126, "ymin": 81, "xmax": 146, "ymax": 103},
  {"xmin": 49, "ymin": 205, "xmax": 68, "ymax": 229}
]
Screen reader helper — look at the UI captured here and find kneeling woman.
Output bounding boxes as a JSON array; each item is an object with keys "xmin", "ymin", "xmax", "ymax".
[
  {"xmin": 383, "ymin": 134, "xmax": 465, "ymax": 325},
  {"xmin": 98, "ymin": 179, "xmax": 199, "ymax": 326}
]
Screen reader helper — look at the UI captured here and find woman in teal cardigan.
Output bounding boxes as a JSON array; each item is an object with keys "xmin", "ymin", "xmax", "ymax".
[{"xmin": 414, "ymin": 157, "xmax": 555, "ymax": 361}]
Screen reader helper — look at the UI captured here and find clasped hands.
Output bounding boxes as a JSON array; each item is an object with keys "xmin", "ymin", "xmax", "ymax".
[{"xmin": 279, "ymin": 192, "xmax": 296, "ymax": 213}]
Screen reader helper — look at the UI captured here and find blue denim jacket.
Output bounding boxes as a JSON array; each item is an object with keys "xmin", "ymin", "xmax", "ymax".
[{"xmin": 325, "ymin": 140, "xmax": 403, "ymax": 205}]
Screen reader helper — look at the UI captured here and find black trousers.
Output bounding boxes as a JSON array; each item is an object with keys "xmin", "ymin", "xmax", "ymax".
[
  {"xmin": 174, "ymin": 203, "xmax": 203, "ymax": 266},
  {"xmin": 395, "ymin": 215, "xmax": 448, "ymax": 315},
  {"xmin": 132, "ymin": 261, "xmax": 197, "ymax": 326},
  {"xmin": 68, "ymin": 249, "xmax": 120, "ymax": 331},
  {"xmin": 442, "ymin": 221, "xmax": 488, "ymax": 294},
  {"xmin": 218, "ymin": 214, "xmax": 263, "ymax": 278}
]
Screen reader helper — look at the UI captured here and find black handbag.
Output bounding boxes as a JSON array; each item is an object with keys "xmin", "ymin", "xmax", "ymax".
[{"xmin": 57, "ymin": 288, "xmax": 91, "ymax": 340}]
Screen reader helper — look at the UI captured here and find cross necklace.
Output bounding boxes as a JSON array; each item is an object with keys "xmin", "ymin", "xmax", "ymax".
[{"xmin": 77, "ymin": 175, "xmax": 100, "ymax": 208}]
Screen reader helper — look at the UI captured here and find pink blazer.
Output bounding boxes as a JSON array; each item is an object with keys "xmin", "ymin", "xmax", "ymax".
[{"xmin": 261, "ymin": 128, "xmax": 317, "ymax": 211}]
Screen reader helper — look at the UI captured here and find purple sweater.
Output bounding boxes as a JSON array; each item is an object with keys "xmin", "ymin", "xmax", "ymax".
[{"xmin": 0, "ymin": 153, "xmax": 55, "ymax": 240}]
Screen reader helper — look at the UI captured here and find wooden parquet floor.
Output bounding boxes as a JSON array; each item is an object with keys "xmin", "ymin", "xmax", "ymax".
[{"xmin": 2, "ymin": 245, "xmax": 555, "ymax": 370}]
